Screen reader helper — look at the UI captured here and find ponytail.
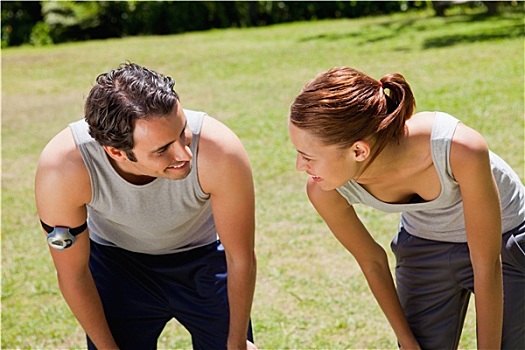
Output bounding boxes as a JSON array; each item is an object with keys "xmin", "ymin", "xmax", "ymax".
[{"xmin": 378, "ymin": 73, "xmax": 415, "ymax": 141}]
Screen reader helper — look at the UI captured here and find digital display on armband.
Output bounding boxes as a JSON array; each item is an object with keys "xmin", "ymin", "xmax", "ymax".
[
  {"xmin": 47, "ymin": 227, "xmax": 76, "ymax": 250},
  {"xmin": 40, "ymin": 220, "xmax": 87, "ymax": 251}
]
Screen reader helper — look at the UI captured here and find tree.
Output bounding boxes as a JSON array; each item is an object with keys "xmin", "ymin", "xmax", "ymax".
[{"xmin": 1, "ymin": 1, "xmax": 42, "ymax": 47}]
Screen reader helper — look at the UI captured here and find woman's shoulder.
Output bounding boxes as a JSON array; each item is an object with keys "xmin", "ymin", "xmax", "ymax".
[
  {"xmin": 406, "ymin": 111, "xmax": 436, "ymax": 132},
  {"xmin": 404, "ymin": 111, "xmax": 437, "ymax": 146},
  {"xmin": 407, "ymin": 111, "xmax": 487, "ymax": 158}
]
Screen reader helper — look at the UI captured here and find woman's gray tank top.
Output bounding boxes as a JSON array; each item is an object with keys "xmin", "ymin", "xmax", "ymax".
[
  {"xmin": 69, "ymin": 109, "xmax": 217, "ymax": 254},
  {"xmin": 336, "ymin": 112, "xmax": 525, "ymax": 242}
]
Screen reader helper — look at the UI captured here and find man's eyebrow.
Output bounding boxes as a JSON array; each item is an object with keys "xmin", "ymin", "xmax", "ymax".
[
  {"xmin": 151, "ymin": 121, "xmax": 187, "ymax": 154},
  {"xmin": 152, "ymin": 141, "xmax": 174, "ymax": 154}
]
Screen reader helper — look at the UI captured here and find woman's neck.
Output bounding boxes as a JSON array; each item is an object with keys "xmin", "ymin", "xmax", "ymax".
[{"xmin": 354, "ymin": 138, "xmax": 410, "ymax": 185}]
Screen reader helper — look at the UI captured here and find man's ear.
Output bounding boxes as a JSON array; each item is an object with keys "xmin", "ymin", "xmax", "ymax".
[
  {"xmin": 351, "ymin": 141, "xmax": 371, "ymax": 162},
  {"xmin": 103, "ymin": 146, "xmax": 129, "ymax": 162}
]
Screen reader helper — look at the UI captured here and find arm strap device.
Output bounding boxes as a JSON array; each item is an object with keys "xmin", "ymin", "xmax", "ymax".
[{"xmin": 40, "ymin": 220, "xmax": 87, "ymax": 250}]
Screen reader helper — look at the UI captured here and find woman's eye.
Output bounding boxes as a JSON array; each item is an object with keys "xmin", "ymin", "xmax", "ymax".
[{"xmin": 302, "ymin": 155, "xmax": 311, "ymax": 162}]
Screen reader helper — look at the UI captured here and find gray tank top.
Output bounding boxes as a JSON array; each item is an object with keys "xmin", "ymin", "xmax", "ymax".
[
  {"xmin": 336, "ymin": 112, "xmax": 525, "ymax": 242},
  {"xmin": 69, "ymin": 109, "xmax": 217, "ymax": 254}
]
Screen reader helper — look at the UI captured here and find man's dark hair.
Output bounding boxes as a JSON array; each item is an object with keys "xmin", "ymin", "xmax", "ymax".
[{"xmin": 85, "ymin": 62, "xmax": 179, "ymax": 162}]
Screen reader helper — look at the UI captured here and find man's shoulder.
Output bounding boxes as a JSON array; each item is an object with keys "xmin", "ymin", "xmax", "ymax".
[
  {"xmin": 37, "ymin": 126, "xmax": 88, "ymax": 182},
  {"xmin": 196, "ymin": 115, "xmax": 252, "ymax": 194},
  {"xmin": 35, "ymin": 125, "xmax": 92, "ymax": 220},
  {"xmin": 200, "ymin": 115, "xmax": 243, "ymax": 154}
]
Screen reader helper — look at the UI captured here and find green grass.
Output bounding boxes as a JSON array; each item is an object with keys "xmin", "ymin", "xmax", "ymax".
[{"xmin": 2, "ymin": 7, "xmax": 524, "ymax": 349}]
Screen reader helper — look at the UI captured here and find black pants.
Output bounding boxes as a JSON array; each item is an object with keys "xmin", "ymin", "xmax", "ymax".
[
  {"xmin": 391, "ymin": 223, "xmax": 525, "ymax": 349},
  {"xmin": 87, "ymin": 240, "xmax": 253, "ymax": 350}
]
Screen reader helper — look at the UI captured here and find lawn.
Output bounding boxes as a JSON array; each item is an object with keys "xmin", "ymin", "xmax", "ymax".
[{"xmin": 2, "ymin": 7, "xmax": 523, "ymax": 349}]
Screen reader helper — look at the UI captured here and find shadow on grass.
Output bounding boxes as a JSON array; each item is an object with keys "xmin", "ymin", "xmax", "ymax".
[
  {"xmin": 298, "ymin": 9, "xmax": 524, "ymax": 50},
  {"xmin": 422, "ymin": 23, "xmax": 523, "ymax": 48},
  {"xmin": 297, "ymin": 18, "xmax": 417, "ymax": 43},
  {"xmin": 422, "ymin": 10, "xmax": 524, "ymax": 48}
]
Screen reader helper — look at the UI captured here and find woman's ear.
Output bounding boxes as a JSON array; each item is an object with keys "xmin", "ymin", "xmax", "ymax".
[
  {"xmin": 352, "ymin": 141, "xmax": 371, "ymax": 162},
  {"xmin": 103, "ymin": 146, "xmax": 129, "ymax": 162}
]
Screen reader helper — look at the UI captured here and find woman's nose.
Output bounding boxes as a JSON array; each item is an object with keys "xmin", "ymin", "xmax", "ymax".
[{"xmin": 295, "ymin": 154, "xmax": 307, "ymax": 171}]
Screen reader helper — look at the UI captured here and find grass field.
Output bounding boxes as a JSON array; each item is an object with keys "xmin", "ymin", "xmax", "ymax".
[{"xmin": 2, "ymin": 7, "xmax": 524, "ymax": 349}]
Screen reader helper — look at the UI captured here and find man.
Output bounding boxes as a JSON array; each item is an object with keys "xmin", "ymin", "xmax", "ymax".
[{"xmin": 35, "ymin": 62, "xmax": 257, "ymax": 349}]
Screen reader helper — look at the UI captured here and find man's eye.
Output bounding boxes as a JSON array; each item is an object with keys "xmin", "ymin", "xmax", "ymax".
[{"xmin": 302, "ymin": 155, "xmax": 312, "ymax": 162}]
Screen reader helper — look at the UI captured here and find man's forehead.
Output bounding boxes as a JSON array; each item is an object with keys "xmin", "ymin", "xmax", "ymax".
[{"xmin": 132, "ymin": 107, "xmax": 186, "ymax": 148}]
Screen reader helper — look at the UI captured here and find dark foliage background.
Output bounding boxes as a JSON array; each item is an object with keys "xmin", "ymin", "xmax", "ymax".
[{"xmin": 1, "ymin": 1, "xmax": 510, "ymax": 47}]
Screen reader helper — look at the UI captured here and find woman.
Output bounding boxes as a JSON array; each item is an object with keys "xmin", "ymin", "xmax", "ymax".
[{"xmin": 288, "ymin": 66, "xmax": 524, "ymax": 349}]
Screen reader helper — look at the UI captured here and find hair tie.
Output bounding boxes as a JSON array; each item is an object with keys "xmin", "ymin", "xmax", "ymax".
[{"xmin": 378, "ymin": 81, "xmax": 385, "ymax": 96}]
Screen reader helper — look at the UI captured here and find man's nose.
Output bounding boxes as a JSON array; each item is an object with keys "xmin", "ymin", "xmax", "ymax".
[{"xmin": 173, "ymin": 139, "xmax": 192, "ymax": 161}]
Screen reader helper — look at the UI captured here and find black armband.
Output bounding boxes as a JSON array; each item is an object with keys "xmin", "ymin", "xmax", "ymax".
[{"xmin": 40, "ymin": 219, "xmax": 87, "ymax": 250}]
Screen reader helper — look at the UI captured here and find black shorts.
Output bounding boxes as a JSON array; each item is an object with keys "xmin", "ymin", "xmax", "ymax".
[{"xmin": 88, "ymin": 240, "xmax": 253, "ymax": 350}]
